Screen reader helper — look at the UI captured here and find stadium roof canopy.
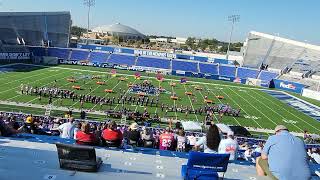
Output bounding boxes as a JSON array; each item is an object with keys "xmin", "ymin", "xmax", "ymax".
[
  {"xmin": 243, "ymin": 31, "xmax": 320, "ymax": 71},
  {"xmin": 92, "ymin": 23, "xmax": 145, "ymax": 39}
]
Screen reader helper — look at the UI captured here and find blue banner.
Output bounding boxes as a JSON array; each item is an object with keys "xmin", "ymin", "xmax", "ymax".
[
  {"xmin": 210, "ymin": 75, "xmax": 246, "ymax": 84},
  {"xmin": 77, "ymin": 44, "xmax": 114, "ymax": 52},
  {"xmin": 272, "ymin": 79, "xmax": 305, "ymax": 94}
]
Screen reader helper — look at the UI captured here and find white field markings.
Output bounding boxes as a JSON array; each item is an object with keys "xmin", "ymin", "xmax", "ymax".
[
  {"xmin": 170, "ymin": 81, "xmax": 178, "ymax": 120},
  {"xmin": 246, "ymin": 89, "xmax": 312, "ymax": 131},
  {"xmin": 0, "ymin": 70, "xmax": 66, "ymax": 95},
  {"xmin": 182, "ymin": 84, "xmax": 199, "ymax": 122},
  {"xmin": 206, "ymin": 84, "xmax": 261, "ymax": 128},
  {"xmin": 227, "ymin": 87, "xmax": 279, "ymax": 127},
  {"xmin": 250, "ymin": 89, "xmax": 320, "ymax": 132},
  {"xmin": 197, "ymin": 86, "xmax": 219, "ymax": 122},
  {"xmin": 69, "ymin": 75, "xmax": 117, "ymax": 109},
  {"xmin": 229, "ymin": 88, "xmax": 306, "ymax": 132},
  {"xmin": 89, "ymin": 75, "xmax": 128, "ymax": 111},
  {"xmin": 25, "ymin": 64, "xmax": 264, "ymax": 90},
  {"xmin": 113, "ymin": 78, "xmax": 138, "ymax": 111},
  {"xmin": 5, "ymin": 70, "xmax": 70, "ymax": 101},
  {"xmin": 0, "ymin": 67, "xmax": 53, "ymax": 87}
]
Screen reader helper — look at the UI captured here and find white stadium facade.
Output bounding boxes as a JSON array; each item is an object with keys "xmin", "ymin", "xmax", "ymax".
[{"xmin": 243, "ymin": 31, "xmax": 320, "ymax": 91}]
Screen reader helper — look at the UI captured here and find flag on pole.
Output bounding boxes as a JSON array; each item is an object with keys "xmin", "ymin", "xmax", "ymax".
[
  {"xmin": 111, "ymin": 69, "xmax": 117, "ymax": 77},
  {"xmin": 134, "ymin": 72, "xmax": 141, "ymax": 80}
]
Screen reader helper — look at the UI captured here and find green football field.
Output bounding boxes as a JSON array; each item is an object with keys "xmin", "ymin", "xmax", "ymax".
[{"xmin": 0, "ymin": 63, "xmax": 319, "ymax": 134}]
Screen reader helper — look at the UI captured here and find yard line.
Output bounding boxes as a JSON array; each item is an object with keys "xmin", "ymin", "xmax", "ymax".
[
  {"xmin": 182, "ymin": 84, "xmax": 199, "ymax": 122},
  {"xmin": 0, "ymin": 68, "xmax": 53, "ymax": 86},
  {"xmin": 25, "ymin": 64, "xmax": 266, "ymax": 91},
  {"xmin": 204, "ymin": 85, "xmax": 246, "ymax": 126},
  {"xmin": 5, "ymin": 70, "xmax": 70, "ymax": 101},
  {"xmin": 170, "ymin": 81, "xmax": 178, "ymax": 120},
  {"xmin": 197, "ymin": 87, "xmax": 219, "ymax": 123},
  {"xmin": 113, "ymin": 78, "xmax": 138, "ymax": 111},
  {"xmin": 89, "ymin": 75, "xmax": 127, "ymax": 111},
  {"xmin": 70, "ymin": 76, "xmax": 117, "ymax": 109},
  {"xmin": 251, "ymin": 90, "xmax": 320, "ymax": 132},
  {"xmin": 242, "ymin": 89, "xmax": 306, "ymax": 132},
  {"xmin": 206, "ymin": 84, "xmax": 261, "ymax": 128},
  {"xmin": 228, "ymin": 87, "xmax": 287, "ymax": 130}
]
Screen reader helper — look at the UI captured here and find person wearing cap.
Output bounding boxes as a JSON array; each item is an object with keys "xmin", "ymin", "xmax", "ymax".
[
  {"xmin": 256, "ymin": 125, "xmax": 311, "ymax": 180},
  {"xmin": 218, "ymin": 131, "xmax": 239, "ymax": 160},
  {"xmin": 127, "ymin": 123, "xmax": 141, "ymax": 146}
]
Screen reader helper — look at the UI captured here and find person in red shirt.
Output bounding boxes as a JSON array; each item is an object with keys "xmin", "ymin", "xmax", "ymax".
[
  {"xmin": 76, "ymin": 122, "xmax": 97, "ymax": 145},
  {"xmin": 102, "ymin": 121, "xmax": 123, "ymax": 147},
  {"xmin": 159, "ymin": 127, "xmax": 175, "ymax": 150}
]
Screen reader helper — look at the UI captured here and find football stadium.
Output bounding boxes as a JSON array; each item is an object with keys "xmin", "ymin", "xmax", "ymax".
[{"xmin": 0, "ymin": 2, "xmax": 320, "ymax": 180}]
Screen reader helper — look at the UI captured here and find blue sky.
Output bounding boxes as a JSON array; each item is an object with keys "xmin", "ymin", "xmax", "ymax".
[{"xmin": 1, "ymin": 0, "xmax": 320, "ymax": 44}]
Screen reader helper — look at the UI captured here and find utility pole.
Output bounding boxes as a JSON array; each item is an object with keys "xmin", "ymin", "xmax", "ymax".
[
  {"xmin": 226, "ymin": 15, "xmax": 240, "ymax": 60},
  {"xmin": 83, "ymin": 0, "xmax": 95, "ymax": 44}
]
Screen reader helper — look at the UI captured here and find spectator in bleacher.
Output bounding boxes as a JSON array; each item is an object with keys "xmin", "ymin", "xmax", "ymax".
[
  {"xmin": 187, "ymin": 133, "xmax": 197, "ymax": 150},
  {"xmin": 58, "ymin": 117, "xmax": 75, "ymax": 139},
  {"xmin": 73, "ymin": 122, "xmax": 81, "ymax": 140},
  {"xmin": 0, "ymin": 117, "xmax": 24, "ymax": 137},
  {"xmin": 256, "ymin": 125, "xmax": 311, "ymax": 180},
  {"xmin": 75, "ymin": 122, "xmax": 97, "ymax": 145},
  {"xmin": 218, "ymin": 131, "xmax": 239, "ymax": 160},
  {"xmin": 127, "ymin": 123, "xmax": 141, "ymax": 146},
  {"xmin": 140, "ymin": 127, "xmax": 154, "ymax": 148},
  {"xmin": 308, "ymin": 148, "xmax": 320, "ymax": 164},
  {"xmin": 102, "ymin": 121, "xmax": 123, "ymax": 147},
  {"xmin": 176, "ymin": 129, "xmax": 188, "ymax": 152},
  {"xmin": 159, "ymin": 127, "xmax": 175, "ymax": 150},
  {"xmin": 194, "ymin": 124, "xmax": 221, "ymax": 153}
]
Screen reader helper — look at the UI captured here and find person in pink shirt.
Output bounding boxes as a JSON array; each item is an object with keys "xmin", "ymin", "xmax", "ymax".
[{"xmin": 159, "ymin": 127, "xmax": 175, "ymax": 150}]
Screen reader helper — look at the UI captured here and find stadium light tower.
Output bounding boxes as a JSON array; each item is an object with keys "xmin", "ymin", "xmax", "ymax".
[
  {"xmin": 226, "ymin": 15, "xmax": 240, "ymax": 60},
  {"xmin": 84, "ymin": 0, "xmax": 95, "ymax": 44}
]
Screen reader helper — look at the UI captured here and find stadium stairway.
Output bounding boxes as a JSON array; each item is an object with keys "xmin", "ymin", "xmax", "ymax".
[{"xmin": 0, "ymin": 134, "xmax": 273, "ymax": 180}]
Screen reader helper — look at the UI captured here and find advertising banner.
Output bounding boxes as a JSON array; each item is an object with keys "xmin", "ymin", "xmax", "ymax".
[{"xmin": 272, "ymin": 79, "xmax": 305, "ymax": 94}]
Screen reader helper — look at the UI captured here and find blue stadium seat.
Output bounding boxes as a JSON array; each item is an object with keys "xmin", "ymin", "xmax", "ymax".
[
  {"xmin": 219, "ymin": 65, "xmax": 236, "ymax": 77},
  {"xmin": 181, "ymin": 151, "xmax": 230, "ymax": 180},
  {"xmin": 107, "ymin": 54, "xmax": 136, "ymax": 66},
  {"xmin": 29, "ymin": 47, "xmax": 46, "ymax": 56},
  {"xmin": 259, "ymin": 70, "xmax": 279, "ymax": 81},
  {"xmin": 47, "ymin": 48, "xmax": 70, "ymax": 59},
  {"xmin": 199, "ymin": 63, "xmax": 219, "ymax": 74},
  {"xmin": 172, "ymin": 60, "xmax": 198, "ymax": 72},
  {"xmin": 70, "ymin": 50, "xmax": 89, "ymax": 61},
  {"xmin": 88, "ymin": 52, "xmax": 110, "ymax": 64},
  {"xmin": 237, "ymin": 67, "xmax": 259, "ymax": 79},
  {"xmin": 136, "ymin": 56, "xmax": 171, "ymax": 69}
]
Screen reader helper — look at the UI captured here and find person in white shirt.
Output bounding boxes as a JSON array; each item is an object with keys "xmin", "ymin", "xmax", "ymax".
[
  {"xmin": 187, "ymin": 133, "xmax": 197, "ymax": 147},
  {"xmin": 58, "ymin": 118, "xmax": 75, "ymax": 139},
  {"xmin": 218, "ymin": 131, "xmax": 239, "ymax": 160}
]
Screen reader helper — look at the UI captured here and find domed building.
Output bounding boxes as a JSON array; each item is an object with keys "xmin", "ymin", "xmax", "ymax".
[{"xmin": 92, "ymin": 23, "xmax": 145, "ymax": 40}]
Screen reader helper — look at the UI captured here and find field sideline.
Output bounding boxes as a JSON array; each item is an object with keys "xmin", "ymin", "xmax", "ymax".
[{"xmin": 0, "ymin": 63, "xmax": 319, "ymax": 134}]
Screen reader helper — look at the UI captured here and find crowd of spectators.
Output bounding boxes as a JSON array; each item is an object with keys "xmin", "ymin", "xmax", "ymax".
[{"xmin": 0, "ymin": 111, "xmax": 319, "ymax": 179}]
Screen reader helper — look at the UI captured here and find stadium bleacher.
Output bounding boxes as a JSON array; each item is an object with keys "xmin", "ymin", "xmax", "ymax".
[
  {"xmin": 136, "ymin": 56, "xmax": 171, "ymax": 69},
  {"xmin": 258, "ymin": 70, "xmax": 279, "ymax": 81},
  {"xmin": 237, "ymin": 67, "xmax": 259, "ymax": 79},
  {"xmin": 69, "ymin": 50, "xmax": 90, "ymax": 61},
  {"xmin": 172, "ymin": 60, "xmax": 198, "ymax": 72},
  {"xmin": 219, "ymin": 65, "xmax": 236, "ymax": 77},
  {"xmin": 29, "ymin": 46, "xmax": 46, "ymax": 57},
  {"xmin": 199, "ymin": 63, "xmax": 219, "ymax": 75},
  {"xmin": 107, "ymin": 53, "xmax": 136, "ymax": 66},
  {"xmin": 47, "ymin": 48, "xmax": 70, "ymax": 59},
  {"xmin": 88, "ymin": 51, "xmax": 110, "ymax": 64}
]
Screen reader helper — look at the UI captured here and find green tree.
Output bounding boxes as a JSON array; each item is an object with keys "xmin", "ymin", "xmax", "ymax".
[{"xmin": 71, "ymin": 26, "xmax": 87, "ymax": 38}]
